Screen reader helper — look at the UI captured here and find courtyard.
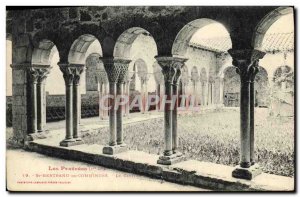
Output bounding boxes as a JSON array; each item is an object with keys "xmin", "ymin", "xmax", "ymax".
[{"xmin": 81, "ymin": 108, "xmax": 294, "ymax": 177}]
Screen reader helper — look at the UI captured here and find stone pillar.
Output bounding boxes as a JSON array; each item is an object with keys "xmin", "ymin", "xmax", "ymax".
[
  {"xmin": 72, "ymin": 64, "xmax": 84, "ymax": 141},
  {"xmin": 59, "ymin": 64, "xmax": 74, "ymax": 145},
  {"xmin": 27, "ymin": 68, "xmax": 39, "ymax": 135},
  {"xmin": 58, "ymin": 64, "xmax": 84, "ymax": 147},
  {"xmin": 102, "ymin": 58, "xmax": 130, "ymax": 155},
  {"xmin": 172, "ymin": 69, "xmax": 183, "ymax": 155},
  {"xmin": 156, "ymin": 56, "xmax": 187, "ymax": 165},
  {"xmin": 229, "ymin": 49, "xmax": 265, "ymax": 180},
  {"xmin": 250, "ymin": 81, "xmax": 255, "ymax": 165},
  {"xmin": 36, "ymin": 67, "xmax": 51, "ymax": 133},
  {"xmin": 116, "ymin": 60, "xmax": 131, "ymax": 146}
]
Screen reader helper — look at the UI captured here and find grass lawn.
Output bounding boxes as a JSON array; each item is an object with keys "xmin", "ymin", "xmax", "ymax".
[{"xmin": 85, "ymin": 108, "xmax": 294, "ymax": 177}]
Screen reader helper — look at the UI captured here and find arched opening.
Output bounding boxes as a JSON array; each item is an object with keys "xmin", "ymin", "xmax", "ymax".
[
  {"xmin": 172, "ymin": 18, "xmax": 232, "ymax": 110},
  {"xmin": 114, "ymin": 27, "xmax": 158, "ymax": 114},
  {"xmin": 68, "ymin": 34, "xmax": 106, "ymax": 121},
  {"xmin": 253, "ymin": 7, "xmax": 294, "ymax": 50}
]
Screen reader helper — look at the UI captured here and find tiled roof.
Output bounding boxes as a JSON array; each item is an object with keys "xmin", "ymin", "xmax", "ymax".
[{"xmin": 189, "ymin": 32, "xmax": 294, "ymax": 53}]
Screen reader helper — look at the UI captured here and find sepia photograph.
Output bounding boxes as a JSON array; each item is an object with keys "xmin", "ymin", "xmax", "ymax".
[{"xmin": 5, "ymin": 4, "xmax": 295, "ymax": 192}]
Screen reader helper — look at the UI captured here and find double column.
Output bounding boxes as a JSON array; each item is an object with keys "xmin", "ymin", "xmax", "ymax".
[
  {"xmin": 156, "ymin": 56, "xmax": 187, "ymax": 165},
  {"xmin": 102, "ymin": 58, "xmax": 131, "ymax": 155},
  {"xmin": 228, "ymin": 49, "xmax": 265, "ymax": 180},
  {"xmin": 58, "ymin": 63, "xmax": 84, "ymax": 147},
  {"xmin": 27, "ymin": 65, "xmax": 51, "ymax": 140}
]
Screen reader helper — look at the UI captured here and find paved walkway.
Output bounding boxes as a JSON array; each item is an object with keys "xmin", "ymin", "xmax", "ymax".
[{"xmin": 7, "ymin": 149, "xmax": 207, "ymax": 191}]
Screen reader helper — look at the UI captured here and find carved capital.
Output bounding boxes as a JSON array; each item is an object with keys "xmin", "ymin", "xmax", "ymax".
[
  {"xmin": 155, "ymin": 56, "xmax": 187, "ymax": 85},
  {"xmin": 37, "ymin": 68, "xmax": 51, "ymax": 84},
  {"xmin": 29, "ymin": 65, "xmax": 52, "ymax": 84},
  {"xmin": 228, "ymin": 49, "xmax": 265, "ymax": 83},
  {"xmin": 58, "ymin": 63, "xmax": 74, "ymax": 85},
  {"xmin": 70, "ymin": 64, "xmax": 85, "ymax": 85},
  {"xmin": 101, "ymin": 58, "xmax": 130, "ymax": 83},
  {"xmin": 27, "ymin": 67, "xmax": 39, "ymax": 84},
  {"xmin": 116, "ymin": 59, "xmax": 131, "ymax": 84}
]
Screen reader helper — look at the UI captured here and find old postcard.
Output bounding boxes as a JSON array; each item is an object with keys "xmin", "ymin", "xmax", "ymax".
[{"xmin": 6, "ymin": 6, "xmax": 295, "ymax": 192}]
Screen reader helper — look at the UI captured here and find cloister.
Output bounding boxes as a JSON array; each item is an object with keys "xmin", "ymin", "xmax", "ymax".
[{"xmin": 6, "ymin": 6, "xmax": 294, "ymax": 187}]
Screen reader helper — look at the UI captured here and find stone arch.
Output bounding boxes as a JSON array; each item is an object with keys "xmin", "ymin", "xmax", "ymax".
[
  {"xmin": 252, "ymin": 7, "xmax": 293, "ymax": 49},
  {"xmin": 113, "ymin": 27, "xmax": 158, "ymax": 59},
  {"xmin": 32, "ymin": 29, "xmax": 73, "ymax": 63},
  {"xmin": 172, "ymin": 18, "xmax": 231, "ymax": 56},
  {"xmin": 32, "ymin": 39, "xmax": 58, "ymax": 65},
  {"xmin": 68, "ymin": 34, "xmax": 103, "ymax": 64}
]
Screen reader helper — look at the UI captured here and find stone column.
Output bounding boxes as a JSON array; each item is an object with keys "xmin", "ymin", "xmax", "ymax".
[
  {"xmin": 72, "ymin": 64, "xmax": 84, "ymax": 141},
  {"xmin": 172, "ymin": 68, "xmax": 182, "ymax": 155},
  {"xmin": 27, "ymin": 68, "xmax": 39, "ymax": 134},
  {"xmin": 116, "ymin": 60, "xmax": 131, "ymax": 146},
  {"xmin": 59, "ymin": 64, "xmax": 74, "ymax": 146},
  {"xmin": 102, "ymin": 58, "xmax": 130, "ymax": 155},
  {"xmin": 36, "ymin": 67, "xmax": 51, "ymax": 133},
  {"xmin": 156, "ymin": 56, "xmax": 187, "ymax": 165},
  {"xmin": 250, "ymin": 80, "xmax": 255, "ymax": 165},
  {"xmin": 103, "ymin": 82, "xmax": 109, "ymax": 119},
  {"xmin": 229, "ymin": 49, "xmax": 265, "ymax": 180}
]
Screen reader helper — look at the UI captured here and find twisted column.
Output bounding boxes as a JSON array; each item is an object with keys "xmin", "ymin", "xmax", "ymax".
[{"xmin": 229, "ymin": 49, "xmax": 265, "ymax": 180}]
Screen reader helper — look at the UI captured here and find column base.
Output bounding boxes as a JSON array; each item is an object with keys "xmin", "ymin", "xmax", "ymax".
[
  {"xmin": 60, "ymin": 138, "xmax": 84, "ymax": 147},
  {"xmin": 232, "ymin": 164, "xmax": 262, "ymax": 180},
  {"xmin": 26, "ymin": 132, "xmax": 47, "ymax": 141},
  {"xmin": 157, "ymin": 153, "xmax": 186, "ymax": 165},
  {"xmin": 102, "ymin": 144, "xmax": 127, "ymax": 155}
]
